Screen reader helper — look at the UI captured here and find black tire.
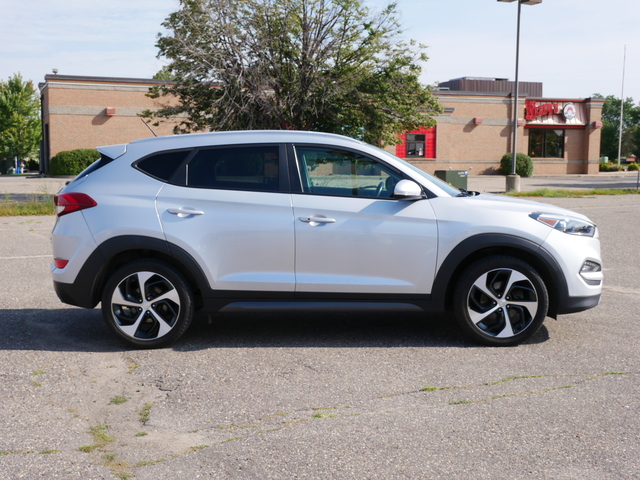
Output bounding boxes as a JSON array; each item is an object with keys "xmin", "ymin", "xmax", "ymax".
[
  {"xmin": 453, "ymin": 256, "xmax": 549, "ymax": 346},
  {"xmin": 101, "ymin": 260, "xmax": 194, "ymax": 348}
]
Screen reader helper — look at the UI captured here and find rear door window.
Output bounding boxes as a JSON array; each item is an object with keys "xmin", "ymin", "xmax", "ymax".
[{"xmin": 185, "ymin": 145, "xmax": 284, "ymax": 192}]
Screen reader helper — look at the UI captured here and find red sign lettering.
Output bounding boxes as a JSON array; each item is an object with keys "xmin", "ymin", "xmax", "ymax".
[{"xmin": 525, "ymin": 100, "xmax": 559, "ymax": 120}]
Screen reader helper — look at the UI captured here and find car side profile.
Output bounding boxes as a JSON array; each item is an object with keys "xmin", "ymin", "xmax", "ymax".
[{"xmin": 51, "ymin": 131, "xmax": 602, "ymax": 348}]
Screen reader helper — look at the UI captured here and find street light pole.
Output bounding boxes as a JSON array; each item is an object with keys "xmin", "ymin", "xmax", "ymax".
[
  {"xmin": 617, "ymin": 45, "xmax": 626, "ymax": 167},
  {"xmin": 498, "ymin": 0, "xmax": 542, "ymax": 192}
]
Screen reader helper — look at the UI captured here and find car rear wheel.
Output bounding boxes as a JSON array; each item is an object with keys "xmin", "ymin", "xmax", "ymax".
[
  {"xmin": 453, "ymin": 256, "xmax": 548, "ymax": 346},
  {"xmin": 101, "ymin": 260, "xmax": 194, "ymax": 348}
]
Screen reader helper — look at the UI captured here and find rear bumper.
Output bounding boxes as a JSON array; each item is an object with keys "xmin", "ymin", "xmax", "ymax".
[
  {"xmin": 53, "ymin": 279, "xmax": 99, "ymax": 309},
  {"xmin": 52, "ymin": 243, "xmax": 108, "ymax": 309}
]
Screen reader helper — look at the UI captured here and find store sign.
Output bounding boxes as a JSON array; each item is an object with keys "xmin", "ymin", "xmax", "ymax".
[
  {"xmin": 525, "ymin": 100, "xmax": 559, "ymax": 120},
  {"xmin": 563, "ymin": 103, "xmax": 576, "ymax": 120}
]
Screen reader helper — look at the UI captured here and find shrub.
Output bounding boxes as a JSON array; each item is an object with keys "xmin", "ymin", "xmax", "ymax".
[
  {"xmin": 599, "ymin": 162, "xmax": 622, "ymax": 172},
  {"xmin": 627, "ymin": 162, "xmax": 639, "ymax": 171},
  {"xmin": 26, "ymin": 159, "xmax": 39, "ymax": 171},
  {"xmin": 500, "ymin": 153, "xmax": 533, "ymax": 177},
  {"xmin": 50, "ymin": 149, "xmax": 100, "ymax": 176}
]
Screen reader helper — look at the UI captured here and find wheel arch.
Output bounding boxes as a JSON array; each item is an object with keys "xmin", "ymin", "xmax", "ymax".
[
  {"xmin": 89, "ymin": 236, "xmax": 209, "ymax": 309},
  {"xmin": 433, "ymin": 234, "xmax": 567, "ymax": 318}
]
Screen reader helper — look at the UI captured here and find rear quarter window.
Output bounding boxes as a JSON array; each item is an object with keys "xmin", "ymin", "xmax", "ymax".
[
  {"xmin": 68, "ymin": 153, "xmax": 115, "ymax": 185},
  {"xmin": 135, "ymin": 150, "xmax": 191, "ymax": 182}
]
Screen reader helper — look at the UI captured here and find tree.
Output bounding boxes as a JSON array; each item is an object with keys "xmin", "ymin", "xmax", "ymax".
[
  {"xmin": 0, "ymin": 74, "xmax": 42, "ymax": 162},
  {"xmin": 594, "ymin": 93, "xmax": 640, "ymax": 160},
  {"xmin": 146, "ymin": 0, "xmax": 442, "ymax": 146}
]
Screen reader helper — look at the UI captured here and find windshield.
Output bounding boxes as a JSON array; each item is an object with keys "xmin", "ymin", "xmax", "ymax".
[{"xmin": 369, "ymin": 146, "xmax": 462, "ymax": 196}]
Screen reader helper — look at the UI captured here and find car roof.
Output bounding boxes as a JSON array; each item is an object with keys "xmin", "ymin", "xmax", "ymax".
[
  {"xmin": 127, "ymin": 130, "xmax": 367, "ymax": 150},
  {"xmin": 100, "ymin": 130, "xmax": 375, "ymax": 162}
]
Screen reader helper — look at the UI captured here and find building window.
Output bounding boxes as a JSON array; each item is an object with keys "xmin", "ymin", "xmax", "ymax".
[
  {"xmin": 529, "ymin": 129, "xmax": 564, "ymax": 158},
  {"xmin": 397, "ymin": 127, "xmax": 436, "ymax": 159},
  {"xmin": 406, "ymin": 134, "xmax": 426, "ymax": 157}
]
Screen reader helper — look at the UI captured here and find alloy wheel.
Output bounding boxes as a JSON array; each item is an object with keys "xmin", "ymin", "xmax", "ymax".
[
  {"xmin": 466, "ymin": 268, "xmax": 538, "ymax": 338},
  {"xmin": 109, "ymin": 270, "xmax": 181, "ymax": 342}
]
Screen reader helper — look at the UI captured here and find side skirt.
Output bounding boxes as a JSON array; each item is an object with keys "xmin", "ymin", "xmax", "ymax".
[{"xmin": 201, "ymin": 293, "xmax": 434, "ymax": 314}]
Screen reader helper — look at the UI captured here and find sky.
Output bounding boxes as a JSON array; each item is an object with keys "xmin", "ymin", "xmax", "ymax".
[{"xmin": 1, "ymin": 0, "xmax": 639, "ymax": 103}]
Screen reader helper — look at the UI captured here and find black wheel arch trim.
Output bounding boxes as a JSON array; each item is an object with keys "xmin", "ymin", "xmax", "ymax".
[
  {"xmin": 54, "ymin": 235, "xmax": 212, "ymax": 309},
  {"xmin": 430, "ymin": 233, "xmax": 569, "ymax": 318}
]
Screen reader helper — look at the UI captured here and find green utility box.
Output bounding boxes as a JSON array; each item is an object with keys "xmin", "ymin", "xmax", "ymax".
[
  {"xmin": 0, "ymin": 158, "xmax": 13, "ymax": 175},
  {"xmin": 434, "ymin": 170, "xmax": 468, "ymax": 189}
]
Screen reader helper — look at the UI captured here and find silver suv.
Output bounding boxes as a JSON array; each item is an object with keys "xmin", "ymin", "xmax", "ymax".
[{"xmin": 52, "ymin": 131, "xmax": 602, "ymax": 348}]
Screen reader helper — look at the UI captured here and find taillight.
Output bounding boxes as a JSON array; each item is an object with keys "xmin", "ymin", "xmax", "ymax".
[
  {"xmin": 54, "ymin": 193, "xmax": 97, "ymax": 217},
  {"xmin": 54, "ymin": 259, "xmax": 69, "ymax": 269}
]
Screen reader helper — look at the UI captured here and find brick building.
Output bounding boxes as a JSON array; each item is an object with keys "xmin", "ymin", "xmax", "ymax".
[
  {"xmin": 39, "ymin": 74, "xmax": 604, "ymax": 175},
  {"xmin": 38, "ymin": 75, "xmax": 181, "ymax": 173},
  {"xmin": 389, "ymin": 77, "xmax": 604, "ymax": 175}
]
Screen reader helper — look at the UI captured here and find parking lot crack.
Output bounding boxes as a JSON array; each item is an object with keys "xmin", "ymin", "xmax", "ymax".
[{"xmin": 418, "ymin": 371, "xmax": 636, "ymax": 406}]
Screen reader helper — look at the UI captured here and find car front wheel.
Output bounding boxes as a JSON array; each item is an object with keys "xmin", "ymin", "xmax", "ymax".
[
  {"xmin": 101, "ymin": 260, "xmax": 194, "ymax": 348},
  {"xmin": 453, "ymin": 256, "xmax": 549, "ymax": 346}
]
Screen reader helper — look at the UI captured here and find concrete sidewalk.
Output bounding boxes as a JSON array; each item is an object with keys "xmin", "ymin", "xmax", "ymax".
[
  {"xmin": 466, "ymin": 171, "xmax": 640, "ymax": 193},
  {"xmin": 1, "ymin": 172, "xmax": 639, "ymax": 199}
]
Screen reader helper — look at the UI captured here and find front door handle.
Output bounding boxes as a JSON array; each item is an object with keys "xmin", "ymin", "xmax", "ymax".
[
  {"xmin": 168, "ymin": 207, "xmax": 205, "ymax": 217},
  {"xmin": 299, "ymin": 216, "xmax": 336, "ymax": 224}
]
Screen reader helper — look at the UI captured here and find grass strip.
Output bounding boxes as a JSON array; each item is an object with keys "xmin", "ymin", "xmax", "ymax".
[
  {"xmin": 0, "ymin": 197, "xmax": 55, "ymax": 216},
  {"xmin": 507, "ymin": 188, "xmax": 640, "ymax": 198}
]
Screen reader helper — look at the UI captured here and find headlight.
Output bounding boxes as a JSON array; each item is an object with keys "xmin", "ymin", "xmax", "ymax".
[{"xmin": 529, "ymin": 212, "xmax": 596, "ymax": 237}]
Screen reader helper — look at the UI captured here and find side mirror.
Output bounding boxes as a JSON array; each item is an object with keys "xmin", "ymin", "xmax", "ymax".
[{"xmin": 393, "ymin": 179, "xmax": 424, "ymax": 201}]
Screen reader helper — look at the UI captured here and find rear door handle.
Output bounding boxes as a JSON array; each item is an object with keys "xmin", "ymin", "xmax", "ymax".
[
  {"xmin": 299, "ymin": 216, "xmax": 336, "ymax": 224},
  {"xmin": 168, "ymin": 207, "xmax": 205, "ymax": 217}
]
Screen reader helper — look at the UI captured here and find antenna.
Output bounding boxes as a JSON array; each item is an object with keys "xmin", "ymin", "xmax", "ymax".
[{"xmin": 141, "ymin": 118, "xmax": 158, "ymax": 137}]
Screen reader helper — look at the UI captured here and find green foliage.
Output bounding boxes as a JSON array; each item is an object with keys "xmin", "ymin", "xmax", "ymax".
[
  {"xmin": 50, "ymin": 149, "xmax": 100, "ymax": 175},
  {"xmin": 147, "ymin": 0, "xmax": 442, "ymax": 146},
  {"xmin": 152, "ymin": 66, "xmax": 176, "ymax": 80},
  {"xmin": 627, "ymin": 162, "xmax": 639, "ymax": 171},
  {"xmin": 0, "ymin": 74, "xmax": 42, "ymax": 161},
  {"xmin": 595, "ymin": 93, "xmax": 640, "ymax": 159},
  {"xmin": 500, "ymin": 153, "xmax": 533, "ymax": 177},
  {"xmin": 139, "ymin": 402, "xmax": 152, "ymax": 424},
  {"xmin": 599, "ymin": 162, "xmax": 622, "ymax": 172},
  {"xmin": 78, "ymin": 424, "xmax": 115, "ymax": 453},
  {"xmin": 0, "ymin": 195, "xmax": 54, "ymax": 216}
]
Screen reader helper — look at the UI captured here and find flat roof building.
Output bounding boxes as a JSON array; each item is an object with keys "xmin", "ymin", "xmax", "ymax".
[
  {"xmin": 39, "ymin": 74, "xmax": 181, "ymax": 172},
  {"xmin": 39, "ymin": 74, "xmax": 603, "ymax": 175}
]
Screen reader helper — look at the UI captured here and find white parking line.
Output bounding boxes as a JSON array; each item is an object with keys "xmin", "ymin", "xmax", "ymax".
[{"xmin": 0, "ymin": 255, "xmax": 51, "ymax": 260}]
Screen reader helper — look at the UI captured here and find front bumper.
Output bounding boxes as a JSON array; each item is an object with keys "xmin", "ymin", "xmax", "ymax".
[{"xmin": 556, "ymin": 293, "xmax": 601, "ymax": 315}]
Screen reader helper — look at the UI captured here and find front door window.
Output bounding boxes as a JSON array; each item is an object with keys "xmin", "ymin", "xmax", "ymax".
[{"xmin": 295, "ymin": 146, "xmax": 403, "ymax": 198}]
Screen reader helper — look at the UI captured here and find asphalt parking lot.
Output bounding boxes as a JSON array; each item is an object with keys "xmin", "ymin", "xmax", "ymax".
[{"xmin": 0, "ymin": 188, "xmax": 639, "ymax": 479}]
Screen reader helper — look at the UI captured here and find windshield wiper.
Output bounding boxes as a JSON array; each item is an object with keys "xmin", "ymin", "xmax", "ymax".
[{"xmin": 456, "ymin": 188, "xmax": 480, "ymax": 197}]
